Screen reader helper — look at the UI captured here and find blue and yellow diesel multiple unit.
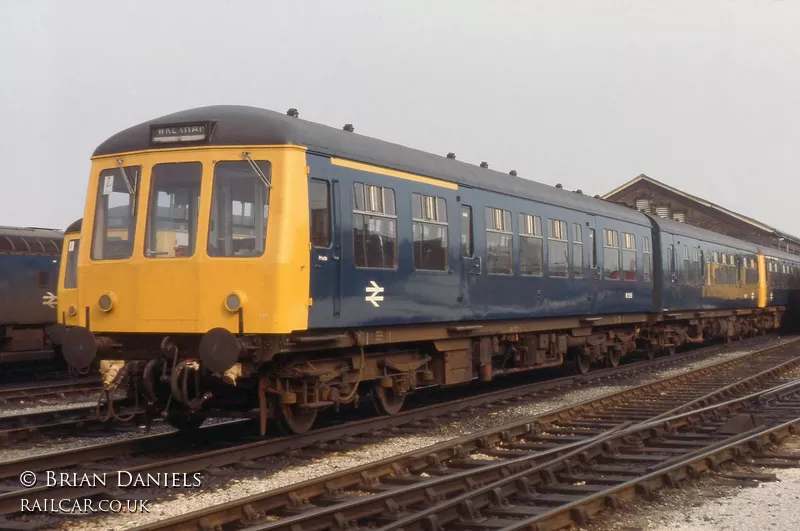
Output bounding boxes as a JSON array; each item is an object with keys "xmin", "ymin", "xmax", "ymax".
[{"xmin": 61, "ymin": 106, "xmax": 797, "ymax": 433}]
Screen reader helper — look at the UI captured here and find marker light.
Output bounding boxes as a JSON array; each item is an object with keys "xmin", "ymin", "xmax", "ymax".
[
  {"xmin": 225, "ymin": 291, "xmax": 246, "ymax": 313},
  {"xmin": 98, "ymin": 292, "xmax": 115, "ymax": 312},
  {"xmin": 68, "ymin": 306, "xmax": 77, "ymax": 316}
]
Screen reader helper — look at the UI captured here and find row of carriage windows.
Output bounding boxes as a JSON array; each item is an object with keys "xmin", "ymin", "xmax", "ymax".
[
  {"xmin": 339, "ymin": 182, "xmax": 656, "ymax": 280},
  {"xmin": 0, "ymin": 235, "xmax": 61, "ymax": 255},
  {"xmin": 331, "ymin": 181, "xmax": 800, "ymax": 286}
]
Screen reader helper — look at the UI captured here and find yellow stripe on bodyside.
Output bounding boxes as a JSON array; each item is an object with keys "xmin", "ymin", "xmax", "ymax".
[{"xmin": 331, "ymin": 157, "xmax": 458, "ymax": 190}]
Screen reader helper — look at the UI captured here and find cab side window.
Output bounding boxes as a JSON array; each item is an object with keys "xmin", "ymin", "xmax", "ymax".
[{"xmin": 310, "ymin": 180, "xmax": 331, "ymax": 247}]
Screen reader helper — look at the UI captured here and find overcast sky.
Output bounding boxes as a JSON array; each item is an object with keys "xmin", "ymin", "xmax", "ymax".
[{"xmin": 2, "ymin": 1, "xmax": 799, "ymax": 234}]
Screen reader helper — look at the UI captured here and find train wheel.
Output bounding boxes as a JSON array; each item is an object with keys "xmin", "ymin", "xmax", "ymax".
[
  {"xmin": 606, "ymin": 350, "xmax": 621, "ymax": 368},
  {"xmin": 575, "ymin": 355, "xmax": 591, "ymax": 375},
  {"xmin": 372, "ymin": 384, "xmax": 406, "ymax": 416},
  {"xmin": 279, "ymin": 403, "xmax": 318, "ymax": 434}
]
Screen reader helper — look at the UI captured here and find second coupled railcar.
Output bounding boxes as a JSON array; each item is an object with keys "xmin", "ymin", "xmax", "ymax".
[{"xmin": 61, "ymin": 106, "xmax": 796, "ymax": 433}]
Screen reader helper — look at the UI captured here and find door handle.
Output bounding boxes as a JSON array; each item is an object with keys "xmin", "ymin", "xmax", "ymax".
[{"xmin": 472, "ymin": 256, "xmax": 482, "ymax": 275}]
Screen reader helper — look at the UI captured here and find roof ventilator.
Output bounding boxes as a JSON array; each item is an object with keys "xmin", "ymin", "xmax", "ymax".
[
  {"xmin": 480, "ymin": 162, "xmax": 489, "ymax": 168},
  {"xmin": 343, "ymin": 124, "xmax": 354, "ymax": 132},
  {"xmin": 286, "ymin": 108, "xmax": 299, "ymax": 118}
]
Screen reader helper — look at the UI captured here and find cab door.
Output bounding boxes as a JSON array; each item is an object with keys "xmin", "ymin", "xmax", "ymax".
[{"xmin": 308, "ymin": 178, "xmax": 341, "ymax": 327}]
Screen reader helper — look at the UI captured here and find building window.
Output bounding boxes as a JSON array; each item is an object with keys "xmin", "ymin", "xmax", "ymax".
[
  {"xmin": 635, "ymin": 199, "xmax": 652, "ymax": 214},
  {"xmin": 655, "ymin": 206, "xmax": 671, "ymax": 219},
  {"xmin": 460, "ymin": 206, "xmax": 473, "ymax": 258},
  {"xmin": 353, "ymin": 182, "xmax": 397, "ymax": 269},
  {"xmin": 486, "ymin": 207, "xmax": 513, "ymax": 274},
  {"xmin": 673, "ymin": 212, "xmax": 686, "ymax": 223},
  {"xmin": 412, "ymin": 193, "xmax": 448, "ymax": 271},
  {"xmin": 573, "ymin": 224, "xmax": 583, "ymax": 278},
  {"xmin": 603, "ymin": 229, "xmax": 620, "ymax": 280},
  {"xmin": 519, "ymin": 213, "xmax": 543, "ymax": 276},
  {"xmin": 622, "ymin": 232, "xmax": 636, "ymax": 281},
  {"xmin": 642, "ymin": 236, "xmax": 651, "ymax": 282},
  {"xmin": 548, "ymin": 219, "xmax": 568, "ymax": 277}
]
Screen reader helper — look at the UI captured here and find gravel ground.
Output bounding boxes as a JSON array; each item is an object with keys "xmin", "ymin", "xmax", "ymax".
[
  {"xmin": 0, "ymin": 400, "xmax": 99, "ymax": 420},
  {"xmin": 2, "ymin": 336, "xmax": 795, "ymax": 530},
  {"xmin": 585, "ymin": 436, "xmax": 800, "ymax": 531}
]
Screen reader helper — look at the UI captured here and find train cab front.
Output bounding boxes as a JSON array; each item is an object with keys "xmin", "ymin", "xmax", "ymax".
[{"xmin": 62, "ymin": 121, "xmax": 312, "ymax": 428}]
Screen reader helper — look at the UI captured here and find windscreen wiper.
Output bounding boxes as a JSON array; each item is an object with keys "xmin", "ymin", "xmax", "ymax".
[
  {"xmin": 242, "ymin": 152, "xmax": 271, "ymax": 188},
  {"xmin": 116, "ymin": 158, "xmax": 137, "ymax": 213}
]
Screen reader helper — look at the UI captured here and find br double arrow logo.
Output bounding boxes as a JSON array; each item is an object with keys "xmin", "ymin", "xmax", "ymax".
[
  {"xmin": 42, "ymin": 292, "xmax": 57, "ymax": 308},
  {"xmin": 365, "ymin": 281, "xmax": 384, "ymax": 308}
]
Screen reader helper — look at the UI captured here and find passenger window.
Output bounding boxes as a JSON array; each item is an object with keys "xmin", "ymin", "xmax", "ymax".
[
  {"xmin": 91, "ymin": 166, "xmax": 141, "ymax": 261},
  {"xmin": 353, "ymin": 182, "xmax": 397, "ymax": 269},
  {"xmin": 309, "ymin": 180, "xmax": 331, "ymax": 247},
  {"xmin": 519, "ymin": 213, "xmax": 543, "ymax": 276},
  {"xmin": 682, "ymin": 245, "xmax": 689, "ymax": 282},
  {"xmin": 603, "ymin": 229, "xmax": 620, "ymax": 280},
  {"xmin": 642, "ymin": 236, "xmax": 651, "ymax": 282},
  {"xmin": 460, "ymin": 206, "xmax": 473, "ymax": 258},
  {"xmin": 589, "ymin": 229, "xmax": 597, "ymax": 269},
  {"xmin": 547, "ymin": 219, "xmax": 569, "ymax": 277},
  {"xmin": 669, "ymin": 245, "xmax": 676, "ymax": 277},
  {"xmin": 573, "ymin": 224, "xmax": 583, "ymax": 278},
  {"xmin": 622, "ymin": 233, "xmax": 637, "ymax": 281},
  {"xmin": 486, "ymin": 207, "xmax": 513, "ymax": 274},
  {"xmin": 64, "ymin": 239, "xmax": 79, "ymax": 289},
  {"xmin": 37, "ymin": 271, "xmax": 48, "ymax": 288},
  {"xmin": 412, "ymin": 193, "xmax": 448, "ymax": 271}
]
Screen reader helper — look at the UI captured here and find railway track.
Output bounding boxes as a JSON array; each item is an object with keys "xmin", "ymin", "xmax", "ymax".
[
  {"xmin": 0, "ymin": 336, "xmax": 792, "ymax": 527},
  {"xmin": 0, "ymin": 336, "xmax": 779, "ymax": 448},
  {"xmin": 0, "ymin": 377, "xmax": 101, "ymax": 404},
  {"xmin": 0, "ymin": 399, "xmax": 141, "ymax": 447},
  {"xmin": 122, "ymin": 336, "xmax": 800, "ymax": 531},
  {"xmin": 0, "ymin": 337, "xmax": 785, "ymax": 520}
]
